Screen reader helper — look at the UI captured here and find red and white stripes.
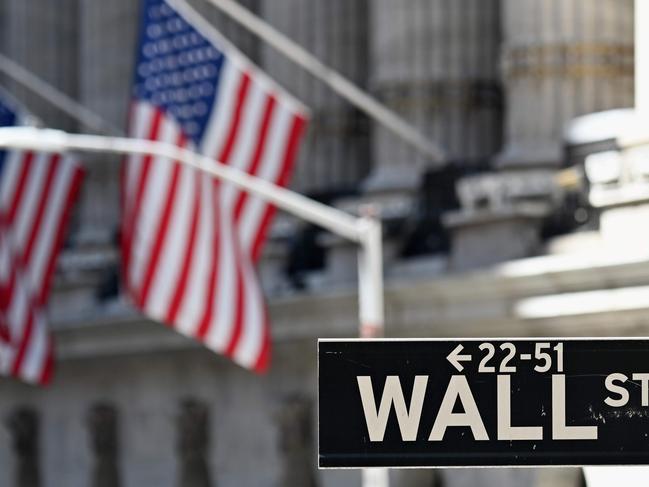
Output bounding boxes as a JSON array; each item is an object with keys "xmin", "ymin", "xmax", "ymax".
[
  {"xmin": 123, "ymin": 54, "xmax": 307, "ymax": 371},
  {"xmin": 0, "ymin": 151, "xmax": 83, "ymax": 384}
]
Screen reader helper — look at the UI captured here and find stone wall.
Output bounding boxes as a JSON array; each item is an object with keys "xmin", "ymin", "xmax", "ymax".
[
  {"xmin": 75, "ymin": 1, "xmax": 140, "ymax": 247},
  {"xmin": 0, "ymin": 340, "xmax": 331, "ymax": 487}
]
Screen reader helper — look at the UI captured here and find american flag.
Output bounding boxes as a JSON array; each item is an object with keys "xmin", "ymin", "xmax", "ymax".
[
  {"xmin": 123, "ymin": 0, "xmax": 308, "ymax": 371},
  {"xmin": 0, "ymin": 91, "xmax": 84, "ymax": 384}
]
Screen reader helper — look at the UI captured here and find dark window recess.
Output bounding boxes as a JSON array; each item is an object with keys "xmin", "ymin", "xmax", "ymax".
[
  {"xmin": 284, "ymin": 188, "xmax": 359, "ymax": 290},
  {"xmin": 177, "ymin": 398, "xmax": 212, "ymax": 487},
  {"xmin": 96, "ymin": 229, "xmax": 121, "ymax": 303},
  {"xmin": 400, "ymin": 162, "xmax": 489, "ymax": 258},
  {"xmin": 87, "ymin": 402, "xmax": 121, "ymax": 487},
  {"xmin": 5, "ymin": 407, "xmax": 41, "ymax": 487}
]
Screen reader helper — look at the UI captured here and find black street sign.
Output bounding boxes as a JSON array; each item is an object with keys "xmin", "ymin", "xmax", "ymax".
[{"xmin": 318, "ymin": 338, "xmax": 649, "ymax": 468}]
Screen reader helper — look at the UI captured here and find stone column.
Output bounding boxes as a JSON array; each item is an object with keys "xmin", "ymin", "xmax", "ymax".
[
  {"xmin": 75, "ymin": 0, "xmax": 139, "ymax": 248},
  {"xmin": 78, "ymin": 1, "xmax": 137, "ymax": 130},
  {"xmin": 87, "ymin": 403, "xmax": 121, "ymax": 487},
  {"xmin": 5, "ymin": 407, "xmax": 40, "ymax": 487},
  {"xmin": 255, "ymin": 1, "xmax": 372, "ymax": 287},
  {"xmin": 177, "ymin": 399, "xmax": 212, "ymax": 487},
  {"xmin": 259, "ymin": 0, "xmax": 371, "ymax": 195},
  {"xmin": 0, "ymin": 0, "xmax": 80, "ymax": 131},
  {"xmin": 313, "ymin": 1, "xmax": 502, "ymax": 283},
  {"xmin": 499, "ymin": 0, "xmax": 634, "ymax": 168},
  {"xmin": 445, "ymin": 0, "xmax": 635, "ymax": 270},
  {"xmin": 368, "ymin": 0, "xmax": 502, "ymax": 193}
]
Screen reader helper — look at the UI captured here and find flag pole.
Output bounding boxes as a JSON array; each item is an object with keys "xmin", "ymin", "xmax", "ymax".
[
  {"xmin": 0, "ymin": 131, "xmax": 388, "ymax": 334},
  {"xmin": 0, "ymin": 53, "xmax": 122, "ymax": 136},
  {"xmin": 0, "ymin": 128, "xmax": 388, "ymax": 487},
  {"xmin": 182, "ymin": 0, "xmax": 446, "ymax": 165},
  {"xmin": 0, "ymin": 55, "xmax": 390, "ymax": 486},
  {"xmin": 0, "ymin": 127, "xmax": 363, "ymax": 238}
]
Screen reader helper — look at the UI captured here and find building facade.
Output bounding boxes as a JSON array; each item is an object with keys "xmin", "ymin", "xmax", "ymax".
[{"xmin": 0, "ymin": 1, "xmax": 644, "ymax": 486}]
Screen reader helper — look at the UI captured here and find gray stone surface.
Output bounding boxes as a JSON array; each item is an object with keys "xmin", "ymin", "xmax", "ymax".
[
  {"xmin": 6, "ymin": 243, "xmax": 649, "ymax": 486},
  {"xmin": 445, "ymin": 0, "xmax": 636, "ymax": 271},
  {"xmin": 499, "ymin": 0, "xmax": 634, "ymax": 168},
  {"xmin": 88, "ymin": 403, "xmax": 121, "ymax": 487},
  {"xmin": 76, "ymin": 0, "xmax": 138, "ymax": 247},
  {"xmin": 0, "ymin": 0, "xmax": 80, "ymax": 131},
  {"xmin": 260, "ymin": 0, "xmax": 371, "ymax": 195},
  {"xmin": 369, "ymin": 0, "xmax": 502, "ymax": 176},
  {"xmin": 5, "ymin": 407, "xmax": 40, "ymax": 487},
  {"xmin": 444, "ymin": 206, "xmax": 546, "ymax": 271}
]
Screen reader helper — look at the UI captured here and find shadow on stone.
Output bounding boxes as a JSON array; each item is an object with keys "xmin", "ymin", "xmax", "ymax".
[
  {"xmin": 88, "ymin": 402, "xmax": 120, "ymax": 487},
  {"xmin": 177, "ymin": 398, "xmax": 212, "ymax": 487},
  {"xmin": 275, "ymin": 395, "xmax": 317, "ymax": 487},
  {"xmin": 5, "ymin": 407, "xmax": 40, "ymax": 487}
]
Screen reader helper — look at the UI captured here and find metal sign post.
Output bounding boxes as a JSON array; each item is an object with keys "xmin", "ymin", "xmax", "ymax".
[{"xmin": 0, "ymin": 53, "xmax": 122, "ymax": 136}]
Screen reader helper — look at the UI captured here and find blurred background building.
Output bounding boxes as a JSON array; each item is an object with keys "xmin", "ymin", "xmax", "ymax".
[{"xmin": 0, "ymin": 0, "xmax": 646, "ymax": 486}]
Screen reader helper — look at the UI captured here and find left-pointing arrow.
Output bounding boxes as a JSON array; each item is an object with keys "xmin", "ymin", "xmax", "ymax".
[{"xmin": 447, "ymin": 344, "xmax": 472, "ymax": 372}]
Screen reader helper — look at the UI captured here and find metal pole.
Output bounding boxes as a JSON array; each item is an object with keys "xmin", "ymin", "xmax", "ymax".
[
  {"xmin": 179, "ymin": 0, "xmax": 446, "ymax": 165},
  {"xmin": 357, "ymin": 210, "xmax": 388, "ymax": 487},
  {"xmin": 0, "ymin": 127, "xmax": 361, "ymax": 241},
  {"xmin": 0, "ymin": 126, "xmax": 388, "ymax": 485},
  {"xmin": 0, "ymin": 49, "xmax": 391, "ymax": 483},
  {"xmin": 0, "ymin": 53, "xmax": 122, "ymax": 136},
  {"xmin": 358, "ymin": 210, "xmax": 384, "ymax": 339}
]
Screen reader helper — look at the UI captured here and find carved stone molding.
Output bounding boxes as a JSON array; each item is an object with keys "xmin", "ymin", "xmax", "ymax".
[
  {"xmin": 375, "ymin": 79, "xmax": 502, "ymax": 113},
  {"xmin": 455, "ymin": 170, "xmax": 558, "ymax": 211},
  {"xmin": 498, "ymin": 0, "xmax": 634, "ymax": 169},
  {"xmin": 260, "ymin": 0, "xmax": 371, "ymax": 194},
  {"xmin": 503, "ymin": 43, "xmax": 634, "ymax": 79},
  {"xmin": 369, "ymin": 0, "xmax": 502, "ymax": 168}
]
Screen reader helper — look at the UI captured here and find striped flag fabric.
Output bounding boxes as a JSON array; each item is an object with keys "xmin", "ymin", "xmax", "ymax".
[
  {"xmin": 123, "ymin": 0, "xmax": 308, "ymax": 371},
  {"xmin": 0, "ymin": 91, "xmax": 84, "ymax": 384}
]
